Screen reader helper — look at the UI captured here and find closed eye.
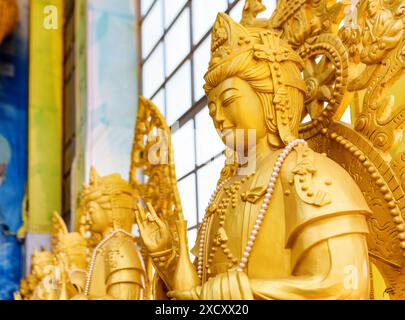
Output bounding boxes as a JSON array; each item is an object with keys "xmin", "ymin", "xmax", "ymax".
[{"xmin": 222, "ymin": 94, "xmax": 241, "ymax": 107}]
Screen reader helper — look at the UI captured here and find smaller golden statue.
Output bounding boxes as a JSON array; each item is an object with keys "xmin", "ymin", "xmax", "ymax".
[
  {"xmin": 16, "ymin": 213, "xmax": 88, "ymax": 300},
  {"xmin": 76, "ymin": 168, "xmax": 146, "ymax": 300},
  {"xmin": 27, "ymin": 249, "xmax": 57, "ymax": 300},
  {"xmin": 51, "ymin": 212, "xmax": 88, "ymax": 299}
]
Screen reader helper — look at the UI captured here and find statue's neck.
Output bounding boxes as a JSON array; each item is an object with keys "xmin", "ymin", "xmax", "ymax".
[
  {"xmin": 102, "ymin": 226, "xmax": 131, "ymax": 239},
  {"xmin": 239, "ymin": 135, "xmax": 279, "ymax": 172}
]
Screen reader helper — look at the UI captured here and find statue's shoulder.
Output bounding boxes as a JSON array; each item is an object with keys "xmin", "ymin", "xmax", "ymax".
[
  {"xmin": 103, "ymin": 233, "xmax": 145, "ymax": 290},
  {"xmin": 280, "ymin": 144, "xmax": 371, "ymax": 246},
  {"xmin": 104, "ymin": 234, "xmax": 144, "ymax": 272}
]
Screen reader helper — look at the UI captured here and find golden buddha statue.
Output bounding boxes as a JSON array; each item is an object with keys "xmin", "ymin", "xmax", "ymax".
[
  {"xmin": 75, "ymin": 168, "xmax": 146, "ymax": 300},
  {"xmin": 136, "ymin": 13, "xmax": 370, "ymax": 300},
  {"xmin": 51, "ymin": 212, "xmax": 88, "ymax": 299},
  {"xmin": 28, "ymin": 249, "xmax": 58, "ymax": 300},
  {"xmin": 133, "ymin": 0, "xmax": 405, "ymax": 300},
  {"xmin": 16, "ymin": 214, "xmax": 89, "ymax": 300}
]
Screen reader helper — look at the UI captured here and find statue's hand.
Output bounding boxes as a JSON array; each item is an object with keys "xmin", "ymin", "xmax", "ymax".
[{"xmin": 135, "ymin": 202, "xmax": 173, "ymax": 254}]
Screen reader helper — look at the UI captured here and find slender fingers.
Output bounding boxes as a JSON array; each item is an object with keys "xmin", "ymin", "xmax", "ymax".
[
  {"xmin": 136, "ymin": 203, "xmax": 147, "ymax": 221},
  {"xmin": 135, "ymin": 204, "xmax": 147, "ymax": 232},
  {"xmin": 146, "ymin": 202, "xmax": 158, "ymax": 219},
  {"xmin": 145, "ymin": 202, "xmax": 164, "ymax": 227}
]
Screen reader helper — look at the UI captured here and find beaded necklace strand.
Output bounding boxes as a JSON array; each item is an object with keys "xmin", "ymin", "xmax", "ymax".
[{"xmin": 197, "ymin": 139, "xmax": 307, "ymax": 279}]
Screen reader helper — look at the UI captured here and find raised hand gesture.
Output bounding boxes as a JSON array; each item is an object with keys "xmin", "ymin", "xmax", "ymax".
[{"xmin": 135, "ymin": 202, "xmax": 173, "ymax": 254}]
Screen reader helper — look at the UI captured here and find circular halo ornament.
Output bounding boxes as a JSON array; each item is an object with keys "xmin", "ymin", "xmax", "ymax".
[{"xmin": 298, "ymin": 33, "xmax": 349, "ymax": 140}]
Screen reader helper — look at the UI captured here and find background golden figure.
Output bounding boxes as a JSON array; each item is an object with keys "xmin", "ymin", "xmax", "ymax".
[
  {"xmin": 51, "ymin": 212, "xmax": 88, "ymax": 299},
  {"xmin": 16, "ymin": 213, "xmax": 88, "ymax": 300},
  {"xmin": 77, "ymin": 168, "xmax": 146, "ymax": 300}
]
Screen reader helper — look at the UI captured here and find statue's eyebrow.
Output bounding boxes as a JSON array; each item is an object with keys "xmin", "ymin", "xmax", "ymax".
[{"xmin": 219, "ymin": 87, "xmax": 239, "ymax": 100}]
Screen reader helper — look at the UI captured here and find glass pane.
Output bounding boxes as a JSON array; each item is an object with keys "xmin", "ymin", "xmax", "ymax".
[
  {"xmin": 341, "ymin": 106, "xmax": 352, "ymax": 124},
  {"xmin": 229, "ymin": 0, "xmax": 276, "ymax": 22},
  {"xmin": 165, "ymin": 9, "xmax": 190, "ymax": 75},
  {"xmin": 141, "ymin": 0, "xmax": 156, "ymax": 16},
  {"xmin": 166, "ymin": 60, "xmax": 191, "ymax": 125},
  {"xmin": 192, "ymin": 0, "xmax": 228, "ymax": 45},
  {"xmin": 229, "ymin": 0, "xmax": 244, "ymax": 22},
  {"xmin": 172, "ymin": 119, "xmax": 196, "ymax": 178},
  {"xmin": 188, "ymin": 228, "xmax": 198, "ymax": 255},
  {"xmin": 260, "ymin": 1, "xmax": 276, "ymax": 18},
  {"xmin": 193, "ymin": 36, "xmax": 211, "ymax": 101},
  {"xmin": 197, "ymin": 155, "xmax": 226, "ymax": 221},
  {"xmin": 195, "ymin": 107, "xmax": 224, "ymax": 165},
  {"xmin": 163, "ymin": 0, "xmax": 187, "ymax": 28},
  {"xmin": 152, "ymin": 88, "xmax": 165, "ymax": 117},
  {"xmin": 178, "ymin": 173, "xmax": 197, "ymax": 227},
  {"xmin": 142, "ymin": 0, "xmax": 163, "ymax": 58},
  {"xmin": 142, "ymin": 43, "xmax": 164, "ymax": 98}
]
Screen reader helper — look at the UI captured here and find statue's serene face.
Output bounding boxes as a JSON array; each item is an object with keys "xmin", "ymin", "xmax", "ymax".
[
  {"xmin": 207, "ymin": 77, "xmax": 267, "ymax": 151},
  {"xmin": 87, "ymin": 200, "xmax": 111, "ymax": 233}
]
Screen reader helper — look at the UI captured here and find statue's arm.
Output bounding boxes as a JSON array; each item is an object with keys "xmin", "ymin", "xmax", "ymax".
[
  {"xmin": 247, "ymin": 149, "xmax": 370, "ymax": 300},
  {"xmin": 102, "ymin": 238, "xmax": 147, "ymax": 300},
  {"xmin": 106, "ymin": 269, "xmax": 145, "ymax": 300},
  {"xmin": 250, "ymin": 231, "xmax": 370, "ymax": 300}
]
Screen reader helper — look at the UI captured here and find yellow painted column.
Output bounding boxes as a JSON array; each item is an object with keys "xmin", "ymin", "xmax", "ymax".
[
  {"xmin": 28, "ymin": 0, "xmax": 63, "ymax": 234},
  {"xmin": 72, "ymin": 0, "xmax": 87, "ymax": 231}
]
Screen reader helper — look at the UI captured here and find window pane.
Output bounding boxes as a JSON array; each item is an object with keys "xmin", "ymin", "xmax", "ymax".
[
  {"xmin": 142, "ymin": 42, "xmax": 164, "ymax": 98},
  {"xmin": 229, "ymin": 0, "xmax": 244, "ymax": 22},
  {"xmin": 341, "ymin": 106, "xmax": 352, "ymax": 124},
  {"xmin": 141, "ymin": 0, "xmax": 156, "ymax": 16},
  {"xmin": 192, "ymin": 0, "xmax": 227, "ymax": 45},
  {"xmin": 195, "ymin": 107, "xmax": 224, "ymax": 165},
  {"xmin": 193, "ymin": 36, "xmax": 211, "ymax": 101},
  {"xmin": 260, "ymin": 1, "xmax": 276, "ymax": 17},
  {"xmin": 197, "ymin": 155, "xmax": 225, "ymax": 221},
  {"xmin": 178, "ymin": 173, "xmax": 197, "ymax": 227},
  {"xmin": 188, "ymin": 228, "xmax": 198, "ymax": 255},
  {"xmin": 165, "ymin": 9, "xmax": 190, "ymax": 75},
  {"xmin": 152, "ymin": 88, "xmax": 165, "ymax": 117},
  {"xmin": 166, "ymin": 61, "xmax": 191, "ymax": 125},
  {"xmin": 172, "ymin": 120, "xmax": 195, "ymax": 178},
  {"xmin": 142, "ymin": 1, "xmax": 163, "ymax": 58},
  {"xmin": 229, "ymin": 0, "xmax": 276, "ymax": 22},
  {"xmin": 163, "ymin": 0, "xmax": 187, "ymax": 28}
]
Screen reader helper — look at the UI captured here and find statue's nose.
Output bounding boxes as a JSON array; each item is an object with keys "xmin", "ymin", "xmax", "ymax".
[{"xmin": 214, "ymin": 110, "xmax": 226, "ymax": 130}]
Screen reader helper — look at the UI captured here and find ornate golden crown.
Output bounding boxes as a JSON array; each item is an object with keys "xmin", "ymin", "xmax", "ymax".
[
  {"xmin": 82, "ymin": 167, "xmax": 135, "ymax": 209},
  {"xmin": 31, "ymin": 248, "xmax": 54, "ymax": 266},
  {"xmin": 58, "ymin": 232, "xmax": 87, "ymax": 252},
  {"xmin": 208, "ymin": 13, "xmax": 304, "ymax": 72}
]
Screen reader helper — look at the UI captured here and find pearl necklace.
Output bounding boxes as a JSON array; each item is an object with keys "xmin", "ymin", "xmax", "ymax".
[
  {"xmin": 197, "ymin": 139, "xmax": 307, "ymax": 279},
  {"xmin": 84, "ymin": 229, "xmax": 134, "ymax": 296}
]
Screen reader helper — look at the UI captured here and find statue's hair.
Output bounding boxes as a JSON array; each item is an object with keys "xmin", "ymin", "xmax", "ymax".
[{"xmin": 204, "ymin": 31, "xmax": 305, "ymax": 143}]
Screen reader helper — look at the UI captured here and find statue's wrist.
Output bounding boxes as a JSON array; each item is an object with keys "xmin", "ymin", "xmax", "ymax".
[{"xmin": 150, "ymin": 247, "xmax": 176, "ymax": 268}]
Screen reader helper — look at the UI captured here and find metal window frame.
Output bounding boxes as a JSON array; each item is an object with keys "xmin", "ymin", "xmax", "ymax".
[{"xmin": 137, "ymin": 0, "xmax": 243, "ymax": 231}]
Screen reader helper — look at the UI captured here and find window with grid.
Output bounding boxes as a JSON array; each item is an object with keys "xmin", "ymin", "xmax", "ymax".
[{"xmin": 137, "ymin": 0, "xmax": 277, "ymax": 247}]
